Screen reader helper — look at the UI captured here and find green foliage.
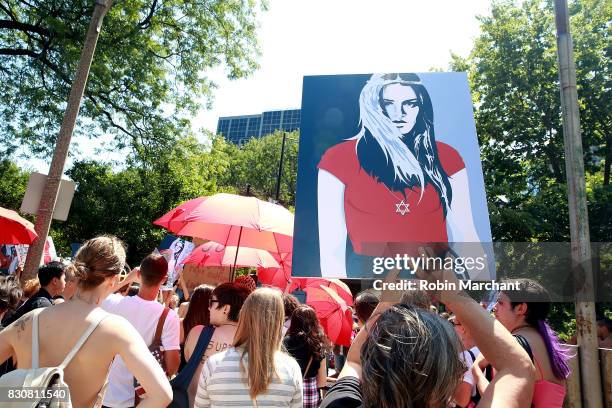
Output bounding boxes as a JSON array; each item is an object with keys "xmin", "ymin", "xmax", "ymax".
[
  {"xmin": 0, "ymin": 131, "xmax": 298, "ymax": 265},
  {"xmin": 0, "ymin": 160, "xmax": 29, "ymax": 210},
  {"xmin": 450, "ymin": 0, "xmax": 610, "ymax": 339},
  {"xmin": 0, "ymin": 0, "xmax": 266, "ymax": 160},
  {"xmin": 224, "ymin": 131, "xmax": 299, "ymax": 208},
  {"xmin": 57, "ymin": 134, "xmax": 238, "ymax": 264},
  {"xmin": 451, "ymin": 0, "xmax": 610, "ymax": 243},
  {"xmin": 548, "ymin": 303, "xmax": 577, "ymax": 342}
]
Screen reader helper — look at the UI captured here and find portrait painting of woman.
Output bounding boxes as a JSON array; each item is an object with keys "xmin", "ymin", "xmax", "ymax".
[{"xmin": 293, "ymin": 73, "xmax": 492, "ymax": 279}]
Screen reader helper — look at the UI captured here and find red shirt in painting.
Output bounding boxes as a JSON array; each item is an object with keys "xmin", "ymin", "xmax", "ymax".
[{"xmin": 317, "ymin": 139, "xmax": 465, "ymax": 257}]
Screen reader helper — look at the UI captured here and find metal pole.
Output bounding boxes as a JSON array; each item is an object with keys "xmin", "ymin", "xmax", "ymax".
[
  {"xmin": 230, "ymin": 226, "xmax": 244, "ymax": 282},
  {"xmin": 21, "ymin": 0, "xmax": 113, "ymax": 283},
  {"xmin": 553, "ymin": 1, "xmax": 603, "ymax": 406},
  {"xmin": 230, "ymin": 184, "xmax": 250, "ymax": 282},
  {"xmin": 275, "ymin": 132, "xmax": 287, "ymax": 202}
]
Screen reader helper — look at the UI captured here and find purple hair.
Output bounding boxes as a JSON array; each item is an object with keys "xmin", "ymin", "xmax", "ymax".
[
  {"xmin": 537, "ymin": 319, "xmax": 572, "ymax": 379},
  {"xmin": 504, "ymin": 279, "xmax": 573, "ymax": 380}
]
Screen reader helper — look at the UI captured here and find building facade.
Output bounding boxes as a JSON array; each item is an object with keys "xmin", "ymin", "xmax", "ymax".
[{"xmin": 216, "ymin": 109, "xmax": 301, "ymax": 145}]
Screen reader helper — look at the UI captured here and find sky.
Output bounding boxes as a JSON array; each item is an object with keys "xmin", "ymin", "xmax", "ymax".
[
  {"xmin": 25, "ymin": 0, "xmax": 492, "ymax": 174},
  {"xmin": 193, "ymin": 0, "xmax": 492, "ymax": 133}
]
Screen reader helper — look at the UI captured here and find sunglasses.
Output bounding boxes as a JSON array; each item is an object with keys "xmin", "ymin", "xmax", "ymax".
[{"xmin": 381, "ymin": 73, "xmax": 421, "ymax": 83}]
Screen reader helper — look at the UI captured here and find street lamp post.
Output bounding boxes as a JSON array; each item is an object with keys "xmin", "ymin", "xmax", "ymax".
[{"xmin": 275, "ymin": 132, "xmax": 287, "ymax": 202}]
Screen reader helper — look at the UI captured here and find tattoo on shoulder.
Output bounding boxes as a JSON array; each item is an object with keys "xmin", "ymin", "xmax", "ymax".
[{"xmin": 15, "ymin": 314, "xmax": 32, "ymax": 336}]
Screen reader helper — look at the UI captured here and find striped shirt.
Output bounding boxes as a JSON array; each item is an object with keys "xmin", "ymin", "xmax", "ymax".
[{"xmin": 194, "ymin": 347, "xmax": 303, "ymax": 408}]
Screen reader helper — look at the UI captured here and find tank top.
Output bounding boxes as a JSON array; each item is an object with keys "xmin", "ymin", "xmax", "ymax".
[{"xmin": 514, "ymin": 334, "xmax": 566, "ymax": 408}]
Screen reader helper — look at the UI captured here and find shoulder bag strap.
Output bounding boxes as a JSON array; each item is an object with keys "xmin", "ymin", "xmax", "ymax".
[
  {"xmin": 153, "ymin": 307, "xmax": 170, "ymax": 347},
  {"xmin": 60, "ymin": 310, "xmax": 108, "ymax": 369},
  {"xmin": 171, "ymin": 326, "xmax": 215, "ymax": 387},
  {"xmin": 467, "ymin": 349, "xmax": 476, "ymax": 363},
  {"xmin": 303, "ymin": 356, "xmax": 313, "ymax": 380}
]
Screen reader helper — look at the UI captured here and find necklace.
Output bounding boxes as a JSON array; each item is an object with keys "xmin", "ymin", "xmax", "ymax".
[{"xmin": 382, "ymin": 184, "xmax": 413, "ymax": 216}]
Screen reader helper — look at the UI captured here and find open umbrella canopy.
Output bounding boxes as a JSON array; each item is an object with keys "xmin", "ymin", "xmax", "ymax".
[
  {"xmin": 153, "ymin": 197, "xmax": 207, "ymax": 232},
  {"xmin": 290, "ymin": 278, "xmax": 353, "ymax": 306},
  {"xmin": 303, "ymin": 285, "xmax": 353, "ymax": 346},
  {"xmin": 257, "ymin": 252, "xmax": 293, "ymax": 290},
  {"xmin": 154, "ymin": 194, "xmax": 294, "ymax": 253},
  {"xmin": 257, "ymin": 265, "xmax": 290, "ymax": 291},
  {"xmin": 0, "ymin": 207, "xmax": 38, "ymax": 245},
  {"xmin": 182, "ymin": 241, "xmax": 280, "ymax": 269}
]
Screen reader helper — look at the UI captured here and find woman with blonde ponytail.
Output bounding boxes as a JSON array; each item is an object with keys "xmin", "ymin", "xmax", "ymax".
[
  {"xmin": 195, "ymin": 287, "xmax": 302, "ymax": 407},
  {"xmin": 0, "ymin": 235, "xmax": 172, "ymax": 407}
]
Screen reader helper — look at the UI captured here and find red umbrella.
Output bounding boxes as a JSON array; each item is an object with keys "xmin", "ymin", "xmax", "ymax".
[
  {"xmin": 179, "ymin": 193, "xmax": 294, "ymax": 253},
  {"xmin": 155, "ymin": 194, "xmax": 293, "ymax": 253},
  {"xmin": 182, "ymin": 242, "xmax": 280, "ymax": 269},
  {"xmin": 257, "ymin": 266, "xmax": 291, "ymax": 291},
  {"xmin": 303, "ymin": 285, "xmax": 353, "ymax": 346},
  {"xmin": 153, "ymin": 197, "xmax": 206, "ymax": 232},
  {"xmin": 257, "ymin": 253, "xmax": 292, "ymax": 291},
  {"xmin": 289, "ymin": 278, "xmax": 353, "ymax": 306},
  {"xmin": 154, "ymin": 193, "xmax": 294, "ymax": 280},
  {"xmin": 0, "ymin": 207, "xmax": 38, "ymax": 245}
]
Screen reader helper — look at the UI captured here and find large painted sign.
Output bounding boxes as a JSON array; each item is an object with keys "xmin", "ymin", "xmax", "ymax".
[
  {"xmin": 293, "ymin": 73, "xmax": 493, "ymax": 279},
  {"xmin": 157, "ymin": 234, "xmax": 195, "ymax": 290}
]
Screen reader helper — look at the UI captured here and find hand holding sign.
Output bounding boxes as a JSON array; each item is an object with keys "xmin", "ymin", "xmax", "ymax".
[{"xmin": 413, "ymin": 246, "xmax": 466, "ymax": 304}]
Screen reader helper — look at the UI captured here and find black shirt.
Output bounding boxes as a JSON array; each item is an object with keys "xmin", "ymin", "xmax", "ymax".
[
  {"xmin": 3, "ymin": 288, "xmax": 53, "ymax": 326},
  {"xmin": 320, "ymin": 376, "xmax": 363, "ymax": 408},
  {"xmin": 283, "ymin": 334, "xmax": 323, "ymax": 379}
]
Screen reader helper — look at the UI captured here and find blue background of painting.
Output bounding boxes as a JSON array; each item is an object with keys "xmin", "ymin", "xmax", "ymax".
[{"xmin": 292, "ymin": 72, "xmax": 492, "ymax": 278}]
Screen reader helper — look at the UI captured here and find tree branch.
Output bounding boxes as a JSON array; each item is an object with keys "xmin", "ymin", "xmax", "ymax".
[
  {"xmin": 0, "ymin": 47, "xmax": 38, "ymax": 57},
  {"xmin": 137, "ymin": 0, "xmax": 157, "ymax": 29},
  {"xmin": 0, "ymin": 19, "xmax": 50, "ymax": 37},
  {"xmin": 0, "ymin": 2, "xmax": 18, "ymax": 21}
]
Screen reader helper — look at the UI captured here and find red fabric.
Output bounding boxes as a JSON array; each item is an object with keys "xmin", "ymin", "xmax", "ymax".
[
  {"xmin": 0, "ymin": 207, "xmax": 38, "ymax": 245},
  {"xmin": 317, "ymin": 140, "xmax": 465, "ymax": 256},
  {"xmin": 182, "ymin": 242, "xmax": 279, "ymax": 268},
  {"xmin": 303, "ymin": 286, "xmax": 353, "ymax": 347},
  {"xmin": 532, "ymin": 381, "xmax": 566, "ymax": 408},
  {"xmin": 532, "ymin": 358, "xmax": 566, "ymax": 408},
  {"xmin": 257, "ymin": 266, "xmax": 291, "ymax": 291},
  {"xmin": 289, "ymin": 278, "xmax": 353, "ymax": 306}
]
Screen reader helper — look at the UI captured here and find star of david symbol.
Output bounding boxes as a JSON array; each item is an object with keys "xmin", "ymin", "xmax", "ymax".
[{"xmin": 395, "ymin": 200, "xmax": 410, "ymax": 216}]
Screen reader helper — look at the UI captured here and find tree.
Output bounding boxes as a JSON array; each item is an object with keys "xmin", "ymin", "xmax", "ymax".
[
  {"xmin": 57, "ymin": 133, "xmax": 235, "ymax": 264},
  {"xmin": 0, "ymin": 0, "xmax": 266, "ymax": 160},
  {"xmin": 223, "ymin": 131, "xmax": 299, "ymax": 208},
  {"xmin": 451, "ymin": 0, "xmax": 611, "ymax": 337},
  {"xmin": 452, "ymin": 0, "xmax": 610, "ymax": 243},
  {"xmin": 0, "ymin": 160, "xmax": 29, "ymax": 211}
]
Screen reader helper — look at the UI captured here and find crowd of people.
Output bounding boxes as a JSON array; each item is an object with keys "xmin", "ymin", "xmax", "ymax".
[{"xmin": 0, "ymin": 234, "xmax": 601, "ymax": 407}]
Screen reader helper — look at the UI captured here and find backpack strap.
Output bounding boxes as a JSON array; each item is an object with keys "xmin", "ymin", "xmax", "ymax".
[
  {"xmin": 59, "ymin": 309, "xmax": 108, "ymax": 369},
  {"xmin": 31, "ymin": 309, "xmax": 43, "ymax": 369},
  {"xmin": 152, "ymin": 307, "xmax": 170, "ymax": 347}
]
